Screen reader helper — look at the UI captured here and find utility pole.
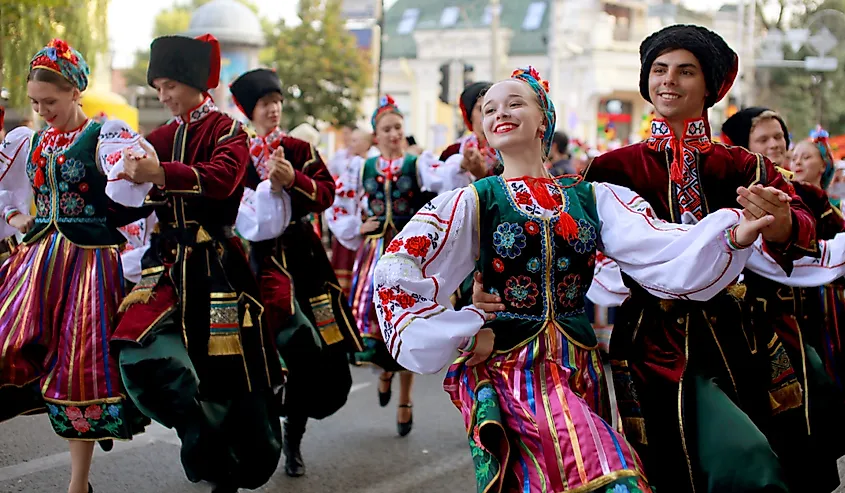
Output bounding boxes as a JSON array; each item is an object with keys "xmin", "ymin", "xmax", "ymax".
[
  {"xmin": 376, "ymin": 0, "xmax": 385, "ymax": 97},
  {"xmin": 736, "ymin": 0, "xmax": 746, "ymax": 108},
  {"xmin": 491, "ymin": 0, "xmax": 501, "ymax": 80},
  {"xmin": 745, "ymin": 0, "xmax": 757, "ymax": 107}
]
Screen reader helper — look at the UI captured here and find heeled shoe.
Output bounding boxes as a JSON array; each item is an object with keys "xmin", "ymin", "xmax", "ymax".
[
  {"xmin": 397, "ymin": 403, "xmax": 413, "ymax": 437},
  {"xmin": 97, "ymin": 439, "xmax": 113, "ymax": 452},
  {"xmin": 378, "ymin": 373, "xmax": 394, "ymax": 407},
  {"xmin": 88, "ymin": 483, "xmax": 93, "ymax": 493}
]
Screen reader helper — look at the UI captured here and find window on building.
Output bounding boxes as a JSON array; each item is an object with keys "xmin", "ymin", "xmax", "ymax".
[
  {"xmin": 522, "ymin": 2, "xmax": 546, "ymax": 30},
  {"xmin": 440, "ymin": 6, "xmax": 460, "ymax": 27},
  {"xmin": 397, "ymin": 8, "xmax": 420, "ymax": 34},
  {"xmin": 603, "ymin": 4, "xmax": 632, "ymax": 41},
  {"xmin": 482, "ymin": 5, "xmax": 493, "ymax": 25}
]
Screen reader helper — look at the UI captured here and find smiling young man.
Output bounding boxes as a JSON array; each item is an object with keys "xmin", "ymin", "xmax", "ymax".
[
  {"xmin": 110, "ymin": 34, "xmax": 285, "ymax": 493},
  {"xmin": 582, "ymin": 25, "xmax": 821, "ymax": 492},
  {"xmin": 230, "ymin": 68, "xmax": 362, "ymax": 478}
]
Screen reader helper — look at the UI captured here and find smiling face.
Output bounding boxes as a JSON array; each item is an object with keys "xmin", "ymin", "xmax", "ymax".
[
  {"xmin": 152, "ymin": 77, "xmax": 204, "ymax": 117},
  {"xmin": 791, "ymin": 140, "xmax": 827, "ymax": 186},
  {"xmin": 481, "ymin": 80, "xmax": 544, "ymax": 155},
  {"xmin": 375, "ymin": 112, "xmax": 405, "ymax": 156},
  {"xmin": 252, "ymin": 92, "xmax": 282, "ymax": 132},
  {"xmin": 748, "ymin": 116, "xmax": 787, "ymax": 167},
  {"xmin": 648, "ymin": 49, "xmax": 708, "ymax": 122},
  {"xmin": 27, "ymin": 76, "xmax": 79, "ymax": 131}
]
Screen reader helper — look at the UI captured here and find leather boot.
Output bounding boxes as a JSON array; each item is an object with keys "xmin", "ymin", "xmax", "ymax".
[{"xmin": 283, "ymin": 416, "xmax": 307, "ymax": 477}]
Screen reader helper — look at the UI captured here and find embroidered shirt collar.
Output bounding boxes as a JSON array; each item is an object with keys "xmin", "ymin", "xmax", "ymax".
[
  {"xmin": 175, "ymin": 96, "xmax": 218, "ymax": 125},
  {"xmin": 250, "ymin": 126, "xmax": 286, "ymax": 179},
  {"xmin": 645, "ymin": 117, "xmax": 712, "ymax": 185}
]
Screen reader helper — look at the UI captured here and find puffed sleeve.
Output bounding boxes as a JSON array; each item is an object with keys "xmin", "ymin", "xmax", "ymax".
[
  {"xmin": 745, "ymin": 234, "xmax": 845, "ymax": 287},
  {"xmin": 325, "ymin": 155, "xmax": 366, "ymax": 251},
  {"xmin": 236, "ymin": 181, "xmax": 292, "ymax": 242},
  {"xmin": 0, "ymin": 127, "xmax": 34, "ymax": 239},
  {"xmin": 416, "ymin": 150, "xmax": 471, "ymax": 193},
  {"xmin": 596, "ymin": 183, "xmax": 752, "ymax": 301},
  {"xmin": 373, "ymin": 188, "xmax": 486, "ymax": 374},
  {"xmin": 586, "ymin": 254, "xmax": 629, "ymax": 307},
  {"xmin": 99, "ymin": 119, "xmax": 154, "ymax": 207}
]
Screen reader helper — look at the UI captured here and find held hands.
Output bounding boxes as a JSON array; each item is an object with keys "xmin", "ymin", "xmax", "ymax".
[
  {"xmin": 9, "ymin": 213, "xmax": 34, "ymax": 234},
  {"xmin": 462, "ymin": 146, "xmax": 487, "ymax": 180},
  {"xmin": 466, "ymin": 328, "xmax": 495, "ymax": 367},
  {"xmin": 119, "ymin": 140, "xmax": 165, "ymax": 187},
  {"xmin": 268, "ymin": 147, "xmax": 295, "ymax": 192},
  {"xmin": 736, "ymin": 185, "xmax": 793, "ymax": 244},
  {"xmin": 359, "ymin": 216, "xmax": 380, "ymax": 235}
]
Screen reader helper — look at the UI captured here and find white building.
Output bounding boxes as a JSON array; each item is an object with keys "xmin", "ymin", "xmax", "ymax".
[{"xmin": 378, "ymin": 0, "xmax": 743, "ymax": 152}]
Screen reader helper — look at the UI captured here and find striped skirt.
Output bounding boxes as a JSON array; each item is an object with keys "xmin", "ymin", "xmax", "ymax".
[
  {"xmin": 349, "ymin": 235, "xmax": 387, "ymax": 337},
  {"xmin": 0, "ymin": 231, "xmax": 135, "ymax": 440},
  {"xmin": 444, "ymin": 325, "xmax": 651, "ymax": 493}
]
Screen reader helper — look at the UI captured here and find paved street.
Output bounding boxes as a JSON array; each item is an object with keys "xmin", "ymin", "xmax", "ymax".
[
  {"xmin": 0, "ymin": 367, "xmax": 475, "ymax": 493},
  {"xmin": 2, "ymin": 365, "xmax": 845, "ymax": 493}
]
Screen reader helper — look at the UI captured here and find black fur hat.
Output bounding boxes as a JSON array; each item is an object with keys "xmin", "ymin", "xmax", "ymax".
[
  {"xmin": 639, "ymin": 24, "xmax": 738, "ymax": 109},
  {"xmin": 229, "ymin": 69, "xmax": 283, "ymax": 120},
  {"xmin": 147, "ymin": 34, "xmax": 221, "ymax": 92}
]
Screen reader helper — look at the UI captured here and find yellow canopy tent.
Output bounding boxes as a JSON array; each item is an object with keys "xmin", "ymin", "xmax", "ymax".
[{"xmin": 81, "ymin": 90, "xmax": 139, "ymax": 131}]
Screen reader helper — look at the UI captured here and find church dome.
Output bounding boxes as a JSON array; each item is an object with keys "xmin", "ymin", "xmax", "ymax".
[{"xmin": 185, "ymin": 0, "xmax": 264, "ymax": 47}]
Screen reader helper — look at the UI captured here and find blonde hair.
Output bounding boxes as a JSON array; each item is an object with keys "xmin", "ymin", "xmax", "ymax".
[{"xmin": 750, "ymin": 110, "xmax": 781, "ymax": 133}]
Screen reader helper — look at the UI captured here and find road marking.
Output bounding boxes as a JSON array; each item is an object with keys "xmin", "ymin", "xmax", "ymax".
[{"xmin": 0, "ymin": 380, "xmax": 375, "ymax": 482}]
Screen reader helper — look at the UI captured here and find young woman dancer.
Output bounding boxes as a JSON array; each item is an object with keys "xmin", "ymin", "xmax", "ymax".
[
  {"xmin": 372, "ymin": 67, "xmax": 776, "ymax": 493},
  {"xmin": 0, "ymin": 39, "xmax": 150, "ymax": 493},
  {"xmin": 327, "ymin": 95, "xmax": 463, "ymax": 435}
]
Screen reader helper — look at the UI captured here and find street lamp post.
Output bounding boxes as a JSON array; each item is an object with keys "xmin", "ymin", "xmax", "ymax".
[
  {"xmin": 490, "ymin": 0, "xmax": 500, "ymax": 80},
  {"xmin": 376, "ymin": 0, "xmax": 385, "ymax": 97}
]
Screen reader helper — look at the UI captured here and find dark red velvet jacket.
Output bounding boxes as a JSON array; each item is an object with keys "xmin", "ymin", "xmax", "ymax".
[
  {"xmin": 585, "ymin": 142, "xmax": 819, "ymax": 271},
  {"xmin": 144, "ymin": 111, "xmax": 249, "ymax": 229}
]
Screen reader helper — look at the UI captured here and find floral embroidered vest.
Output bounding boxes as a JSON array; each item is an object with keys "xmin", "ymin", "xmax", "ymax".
[
  {"xmin": 473, "ymin": 175, "xmax": 600, "ymax": 351},
  {"xmin": 25, "ymin": 121, "xmax": 124, "ymax": 247},
  {"xmin": 361, "ymin": 154, "xmax": 424, "ymax": 237}
]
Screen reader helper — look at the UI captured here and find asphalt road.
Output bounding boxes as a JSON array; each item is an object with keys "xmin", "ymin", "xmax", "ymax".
[{"xmin": 0, "ymin": 367, "xmax": 475, "ymax": 493}]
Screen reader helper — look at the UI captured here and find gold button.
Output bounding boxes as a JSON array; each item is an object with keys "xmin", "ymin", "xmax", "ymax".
[
  {"xmin": 171, "ymin": 249, "xmax": 177, "ymax": 255},
  {"xmin": 677, "ymin": 317, "xmax": 685, "ymax": 324},
  {"xmin": 185, "ymin": 247, "xmax": 193, "ymax": 254},
  {"xmin": 709, "ymin": 316, "xmax": 717, "ymax": 324}
]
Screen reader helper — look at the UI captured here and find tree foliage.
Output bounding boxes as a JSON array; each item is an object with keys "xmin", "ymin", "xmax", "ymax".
[
  {"xmin": 0, "ymin": 0, "xmax": 109, "ymax": 110},
  {"xmin": 122, "ymin": 0, "xmax": 260, "ymax": 88},
  {"xmin": 268, "ymin": 0, "xmax": 371, "ymax": 128},
  {"xmin": 755, "ymin": 0, "xmax": 845, "ymax": 137}
]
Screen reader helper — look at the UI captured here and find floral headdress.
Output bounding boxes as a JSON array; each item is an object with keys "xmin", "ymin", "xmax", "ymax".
[
  {"xmin": 511, "ymin": 66, "xmax": 556, "ymax": 159},
  {"xmin": 371, "ymin": 94, "xmax": 403, "ymax": 131},
  {"xmin": 810, "ymin": 126, "xmax": 836, "ymax": 189},
  {"xmin": 30, "ymin": 39, "xmax": 89, "ymax": 92}
]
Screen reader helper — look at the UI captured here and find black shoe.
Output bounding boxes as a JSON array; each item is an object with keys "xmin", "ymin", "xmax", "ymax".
[
  {"xmin": 397, "ymin": 404, "xmax": 413, "ymax": 437},
  {"xmin": 283, "ymin": 418, "xmax": 306, "ymax": 477},
  {"xmin": 97, "ymin": 439, "xmax": 113, "ymax": 452},
  {"xmin": 378, "ymin": 372, "xmax": 394, "ymax": 407},
  {"xmin": 210, "ymin": 483, "xmax": 237, "ymax": 493},
  {"xmin": 88, "ymin": 483, "xmax": 93, "ymax": 493}
]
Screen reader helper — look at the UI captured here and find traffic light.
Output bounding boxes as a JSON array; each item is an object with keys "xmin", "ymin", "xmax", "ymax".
[
  {"xmin": 439, "ymin": 63, "xmax": 450, "ymax": 104},
  {"xmin": 463, "ymin": 64, "xmax": 475, "ymax": 87}
]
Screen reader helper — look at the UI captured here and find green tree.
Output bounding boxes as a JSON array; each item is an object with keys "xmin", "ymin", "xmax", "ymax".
[
  {"xmin": 755, "ymin": 0, "xmax": 845, "ymax": 137},
  {"xmin": 0, "ymin": 0, "xmax": 108, "ymax": 110},
  {"xmin": 122, "ymin": 0, "xmax": 261, "ymax": 88},
  {"xmin": 269, "ymin": 0, "xmax": 371, "ymax": 128}
]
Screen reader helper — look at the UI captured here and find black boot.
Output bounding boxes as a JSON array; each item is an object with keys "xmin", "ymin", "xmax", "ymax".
[{"xmin": 283, "ymin": 416, "xmax": 307, "ymax": 477}]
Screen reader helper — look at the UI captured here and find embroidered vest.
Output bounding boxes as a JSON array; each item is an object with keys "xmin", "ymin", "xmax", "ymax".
[
  {"xmin": 361, "ymin": 154, "xmax": 425, "ymax": 237},
  {"xmin": 24, "ymin": 121, "xmax": 125, "ymax": 247},
  {"xmin": 473, "ymin": 176, "xmax": 600, "ymax": 351}
]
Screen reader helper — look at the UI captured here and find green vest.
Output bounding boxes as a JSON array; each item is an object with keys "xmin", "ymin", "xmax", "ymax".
[
  {"xmin": 24, "ymin": 121, "xmax": 125, "ymax": 247},
  {"xmin": 360, "ymin": 154, "xmax": 425, "ymax": 237},
  {"xmin": 473, "ymin": 175, "xmax": 600, "ymax": 351}
]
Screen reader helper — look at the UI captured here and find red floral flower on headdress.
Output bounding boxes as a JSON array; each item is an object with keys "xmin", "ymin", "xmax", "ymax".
[{"xmin": 511, "ymin": 66, "xmax": 550, "ymax": 93}]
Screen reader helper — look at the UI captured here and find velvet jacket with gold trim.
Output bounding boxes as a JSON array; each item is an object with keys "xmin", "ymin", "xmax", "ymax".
[
  {"xmin": 246, "ymin": 130, "xmax": 362, "ymax": 354},
  {"xmin": 112, "ymin": 98, "xmax": 284, "ymax": 395}
]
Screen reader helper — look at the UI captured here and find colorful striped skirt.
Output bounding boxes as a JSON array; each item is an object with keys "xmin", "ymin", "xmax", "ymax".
[
  {"xmin": 0, "ymin": 231, "xmax": 136, "ymax": 440},
  {"xmin": 349, "ymin": 235, "xmax": 387, "ymax": 338},
  {"xmin": 444, "ymin": 325, "xmax": 651, "ymax": 493}
]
